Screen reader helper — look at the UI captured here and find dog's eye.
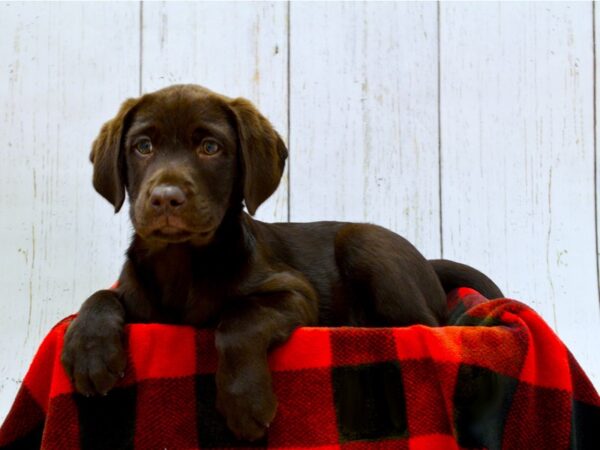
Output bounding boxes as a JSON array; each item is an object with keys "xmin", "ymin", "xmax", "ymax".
[
  {"xmin": 201, "ymin": 139, "xmax": 220, "ymax": 155},
  {"xmin": 135, "ymin": 138, "xmax": 153, "ymax": 155}
]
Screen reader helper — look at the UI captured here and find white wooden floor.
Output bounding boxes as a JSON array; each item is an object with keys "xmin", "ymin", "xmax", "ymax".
[{"xmin": 1, "ymin": 1, "xmax": 599, "ymax": 423}]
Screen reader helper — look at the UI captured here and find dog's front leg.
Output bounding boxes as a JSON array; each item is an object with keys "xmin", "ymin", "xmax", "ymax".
[
  {"xmin": 215, "ymin": 272, "xmax": 318, "ymax": 441},
  {"xmin": 61, "ymin": 289, "xmax": 127, "ymax": 396}
]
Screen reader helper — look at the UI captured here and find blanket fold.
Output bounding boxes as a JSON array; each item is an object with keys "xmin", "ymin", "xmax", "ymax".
[{"xmin": 1, "ymin": 288, "xmax": 598, "ymax": 449}]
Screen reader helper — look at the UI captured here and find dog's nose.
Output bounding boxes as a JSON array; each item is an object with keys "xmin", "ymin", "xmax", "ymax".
[{"xmin": 149, "ymin": 185, "xmax": 187, "ymax": 212}]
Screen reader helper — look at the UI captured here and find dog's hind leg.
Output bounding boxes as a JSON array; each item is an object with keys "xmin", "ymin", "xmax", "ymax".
[{"xmin": 334, "ymin": 224, "xmax": 447, "ymax": 327}]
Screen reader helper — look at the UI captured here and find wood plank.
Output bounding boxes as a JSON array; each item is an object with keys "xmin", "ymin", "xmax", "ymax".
[
  {"xmin": 288, "ymin": 1, "xmax": 440, "ymax": 257},
  {"xmin": 0, "ymin": 1, "xmax": 139, "ymax": 422},
  {"xmin": 440, "ymin": 2, "xmax": 600, "ymax": 388},
  {"xmin": 141, "ymin": 1, "xmax": 288, "ymax": 222}
]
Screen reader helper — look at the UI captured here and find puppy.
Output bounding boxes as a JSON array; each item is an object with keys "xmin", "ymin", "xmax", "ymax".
[{"xmin": 61, "ymin": 84, "xmax": 502, "ymax": 441}]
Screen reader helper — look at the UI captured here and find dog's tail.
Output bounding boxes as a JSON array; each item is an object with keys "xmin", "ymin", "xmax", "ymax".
[{"xmin": 429, "ymin": 259, "xmax": 504, "ymax": 299}]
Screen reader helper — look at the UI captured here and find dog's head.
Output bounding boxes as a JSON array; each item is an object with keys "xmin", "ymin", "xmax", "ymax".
[{"xmin": 90, "ymin": 84, "xmax": 287, "ymax": 244}]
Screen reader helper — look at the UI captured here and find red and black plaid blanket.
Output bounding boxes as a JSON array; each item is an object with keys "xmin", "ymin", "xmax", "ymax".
[{"xmin": 1, "ymin": 287, "xmax": 599, "ymax": 449}]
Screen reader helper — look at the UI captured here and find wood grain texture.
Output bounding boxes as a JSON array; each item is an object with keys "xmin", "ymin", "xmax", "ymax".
[
  {"xmin": 440, "ymin": 2, "xmax": 600, "ymax": 385},
  {"xmin": 141, "ymin": 1, "xmax": 288, "ymax": 222},
  {"xmin": 0, "ymin": 1, "xmax": 139, "ymax": 423},
  {"xmin": 289, "ymin": 1, "xmax": 441, "ymax": 257},
  {"xmin": 595, "ymin": 0, "xmax": 600, "ymax": 356}
]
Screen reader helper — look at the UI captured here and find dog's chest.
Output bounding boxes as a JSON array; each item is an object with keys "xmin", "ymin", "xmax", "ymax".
[
  {"xmin": 141, "ymin": 241, "xmax": 250, "ymax": 326},
  {"xmin": 179, "ymin": 281, "xmax": 224, "ymax": 326},
  {"xmin": 150, "ymin": 275, "xmax": 223, "ymax": 326}
]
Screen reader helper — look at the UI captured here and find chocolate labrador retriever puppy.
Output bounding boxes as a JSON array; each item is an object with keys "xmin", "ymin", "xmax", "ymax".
[{"xmin": 61, "ymin": 84, "xmax": 502, "ymax": 441}]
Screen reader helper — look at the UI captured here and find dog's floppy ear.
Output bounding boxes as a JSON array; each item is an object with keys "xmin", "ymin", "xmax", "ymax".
[
  {"xmin": 228, "ymin": 98, "xmax": 288, "ymax": 215},
  {"xmin": 89, "ymin": 98, "xmax": 139, "ymax": 213}
]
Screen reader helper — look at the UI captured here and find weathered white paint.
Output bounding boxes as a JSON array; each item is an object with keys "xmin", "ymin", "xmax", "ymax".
[
  {"xmin": 440, "ymin": 1, "xmax": 600, "ymax": 384},
  {"xmin": 596, "ymin": 1, "xmax": 600, "ymax": 342},
  {"xmin": 289, "ymin": 1, "xmax": 441, "ymax": 257},
  {"xmin": 1, "ymin": 1, "xmax": 599, "ymax": 424}
]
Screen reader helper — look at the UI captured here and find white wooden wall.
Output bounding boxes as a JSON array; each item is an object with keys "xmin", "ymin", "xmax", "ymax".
[{"xmin": 1, "ymin": 1, "xmax": 599, "ymax": 422}]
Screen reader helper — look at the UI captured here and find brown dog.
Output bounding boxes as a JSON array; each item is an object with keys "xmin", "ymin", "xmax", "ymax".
[{"xmin": 61, "ymin": 84, "xmax": 502, "ymax": 441}]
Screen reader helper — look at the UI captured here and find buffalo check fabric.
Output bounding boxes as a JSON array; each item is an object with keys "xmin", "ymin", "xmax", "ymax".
[{"xmin": 1, "ymin": 288, "xmax": 599, "ymax": 449}]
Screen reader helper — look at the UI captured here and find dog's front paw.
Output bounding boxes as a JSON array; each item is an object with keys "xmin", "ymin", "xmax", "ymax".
[
  {"xmin": 216, "ymin": 369, "xmax": 277, "ymax": 441},
  {"xmin": 61, "ymin": 313, "xmax": 126, "ymax": 397}
]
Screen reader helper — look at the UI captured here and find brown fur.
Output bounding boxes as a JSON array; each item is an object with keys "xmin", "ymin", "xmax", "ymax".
[{"xmin": 61, "ymin": 84, "xmax": 502, "ymax": 441}]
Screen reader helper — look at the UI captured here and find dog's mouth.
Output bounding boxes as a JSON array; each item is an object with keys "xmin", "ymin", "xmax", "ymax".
[
  {"xmin": 152, "ymin": 227, "xmax": 215, "ymax": 244},
  {"xmin": 138, "ymin": 216, "xmax": 215, "ymax": 244}
]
